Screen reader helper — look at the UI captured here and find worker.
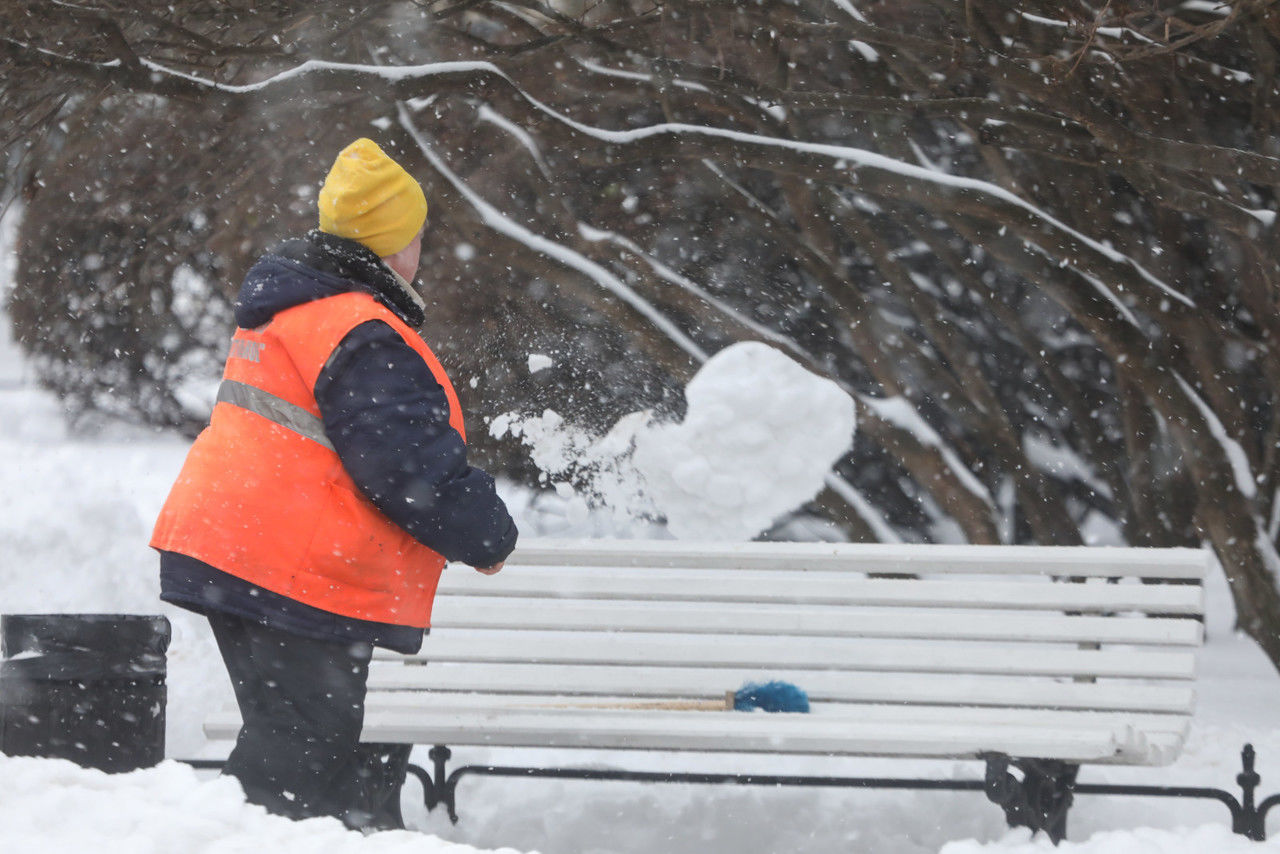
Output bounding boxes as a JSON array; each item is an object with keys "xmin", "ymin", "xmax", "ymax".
[{"xmin": 151, "ymin": 138, "xmax": 517, "ymax": 830}]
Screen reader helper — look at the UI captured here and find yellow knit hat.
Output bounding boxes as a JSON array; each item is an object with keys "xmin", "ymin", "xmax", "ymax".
[{"xmin": 318, "ymin": 138, "xmax": 428, "ymax": 257}]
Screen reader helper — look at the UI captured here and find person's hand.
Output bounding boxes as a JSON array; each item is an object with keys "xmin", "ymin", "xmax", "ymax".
[{"xmin": 474, "ymin": 562, "xmax": 504, "ymax": 575}]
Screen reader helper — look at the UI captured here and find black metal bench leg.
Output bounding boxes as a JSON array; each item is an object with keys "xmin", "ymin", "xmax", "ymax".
[
  {"xmin": 985, "ymin": 756, "xmax": 1079, "ymax": 844},
  {"xmin": 1233, "ymin": 744, "xmax": 1268, "ymax": 841},
  {"xmin": 406, "ymin": 745, "xmax": 460, "ymax": 823}
]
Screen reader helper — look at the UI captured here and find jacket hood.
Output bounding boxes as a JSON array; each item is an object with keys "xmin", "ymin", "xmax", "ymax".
[{"xmin": 235, "ymin": 230, "xmax": 426, "ymax": 329}]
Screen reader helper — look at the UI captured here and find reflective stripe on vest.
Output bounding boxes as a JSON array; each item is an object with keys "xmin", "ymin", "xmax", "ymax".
[{"xmin": 216, "ymin": 379, "xmax": 336, "ymax": 452}]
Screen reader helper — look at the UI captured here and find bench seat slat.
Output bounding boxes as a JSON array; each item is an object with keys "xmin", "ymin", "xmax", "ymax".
[
  {"xmin": 365, "ymin": 662, "xmax": 1196, "ymax": 714},
  {"xmin": 200, "ymin": 711, "xmax": 1178, "ymax": 764},
  {"xmin": 401, "ymin": 630, "xmax": 1198, "ymax": 680},
  {"xmin": 437, "ymin": 569, "xmax": 1204, "ymax": 614},
  {"xmin": 430, "ymin": 597, "xmax": 1203, "ymax": 646},
  {"xmin": 357, "ymin": 710, "xmax": 1177, "ymax": 765},
  {"xmin": 509, "ymin": 541, "xmax": 1208, "ymax": 580},
  {"xmin": 362, "ymin": 692, "xmax": 1191, "ymax": 735}
]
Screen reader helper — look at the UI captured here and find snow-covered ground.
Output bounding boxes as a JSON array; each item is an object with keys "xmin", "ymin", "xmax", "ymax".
[{"xmin": 4, "ymin": 219, "xmax": 1280, "ymax": 850}]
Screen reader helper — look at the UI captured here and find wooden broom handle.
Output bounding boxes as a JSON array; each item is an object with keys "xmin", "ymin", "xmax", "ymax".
[{"xmin": 535, "ymin": 692, "xmax": 735, "ymax": 711}]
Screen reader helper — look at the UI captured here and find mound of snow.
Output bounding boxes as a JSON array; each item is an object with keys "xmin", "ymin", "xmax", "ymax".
[
  {"xmin": 634, "ymin": 341, "xmax": 855, "ymax": 539},
  {"xmin": 493, "ymin": 342, "xmax": 855, "ymax": 540},
  {"xmin": 0, "ymin": 756, "xmax": 523, "ymax": 854},
  {"xmin": 940, "ymin": 823, "xmax": 1278, "ymax": 853}
]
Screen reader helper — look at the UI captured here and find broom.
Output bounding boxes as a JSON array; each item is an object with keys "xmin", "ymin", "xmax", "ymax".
[{"xmin": 537, "ymin": 680, "xmax": 810, "ymax": 713}]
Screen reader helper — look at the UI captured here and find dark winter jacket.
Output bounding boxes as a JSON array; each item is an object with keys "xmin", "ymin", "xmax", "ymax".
[{"xmin": 160, "ymin": 231, "xmax": 517, "ymax": 653}]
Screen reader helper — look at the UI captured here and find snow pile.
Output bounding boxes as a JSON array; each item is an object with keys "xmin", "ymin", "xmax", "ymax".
[
  {"xmin": 941, "ymin": 824, "xmax": 1274, "ymax": 853},
  {"xmin": 493, "ymin": 341, "xmax": 856, "ymax": 540},
  {"xmin": 0, "ymin": 755, "xmax": 523, "ymax": 854},
  {"xmin": 634, "ymin": 342, "xmax": 855, "ymax": 539}
]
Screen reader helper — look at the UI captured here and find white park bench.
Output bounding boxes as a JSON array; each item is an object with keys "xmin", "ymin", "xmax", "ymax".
[{"xmin": 205, "ymin": 538, "xmax": 1221, "ymax": 840}]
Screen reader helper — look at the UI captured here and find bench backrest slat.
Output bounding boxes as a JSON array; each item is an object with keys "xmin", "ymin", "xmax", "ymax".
[
  {"xmin": 511, "ymin": 540, "xmax": 1208, "ymax": 580},
  {"xmin": 436, "ymin": 568, "xmax": 1204, "ymax": 614},
  {"xmin": 429, "ymin": 596, "xmax": 1203, "ymax": 646},
  {"xmin": 405, "ymin": 629, "xmax": 1197, "ymax": 680}
]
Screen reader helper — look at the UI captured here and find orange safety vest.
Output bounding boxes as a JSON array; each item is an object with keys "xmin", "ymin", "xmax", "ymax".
[{"xmin": 151, "ymin": 291, "xmax": 465, "ymax": 628}]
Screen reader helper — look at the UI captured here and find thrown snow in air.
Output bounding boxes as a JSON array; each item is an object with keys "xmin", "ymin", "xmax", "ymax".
[
  {"xmin": 634, "ymin": 342, "xmax": 855, "ymax": 539},
  {"xmin": 494, "ymin": 342, "xmax": 855, "ymax": 540}
]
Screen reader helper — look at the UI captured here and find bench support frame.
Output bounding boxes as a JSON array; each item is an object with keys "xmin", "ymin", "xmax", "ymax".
[
  {"xmin": 401, "ymin": 744, "xmax": 1280, "ymax": 844},
  {"xmin": 983, "ymin": 755, "xmax": 1079, "ymax": 842}
]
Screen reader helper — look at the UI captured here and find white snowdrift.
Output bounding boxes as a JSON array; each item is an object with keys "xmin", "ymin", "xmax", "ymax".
[
  {"xmin": 0, "ymin": 756, "xmax": 523, "ymax": 854},
  {"xmin": 942, "ymin": 824, "xmax": 1273, "ymax": 853},
  {"xmin": 634, "ymin": 341, "xmax": 855, "ymax": 539}
]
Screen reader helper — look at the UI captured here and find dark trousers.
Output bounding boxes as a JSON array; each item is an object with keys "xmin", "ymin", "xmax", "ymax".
[{"xmin": 207, "ymin": 612, "xmax": 412, "ymax": 830}]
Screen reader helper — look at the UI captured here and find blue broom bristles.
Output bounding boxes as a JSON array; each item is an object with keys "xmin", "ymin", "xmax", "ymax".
[{"xmin": 733, "ymin": 680, "xmax": 810, "ymax": 713}]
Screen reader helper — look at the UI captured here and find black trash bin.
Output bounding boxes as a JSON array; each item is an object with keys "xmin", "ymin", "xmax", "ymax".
[{"xmin": 0, "ymin": 613, "xmax": 171, "ymax": 772}]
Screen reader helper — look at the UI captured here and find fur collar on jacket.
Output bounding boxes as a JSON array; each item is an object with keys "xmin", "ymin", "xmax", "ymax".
[{"xmin": 234, "ymin": 230, "xmax": 427, "ymax": 330}]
